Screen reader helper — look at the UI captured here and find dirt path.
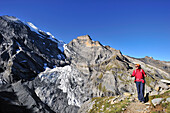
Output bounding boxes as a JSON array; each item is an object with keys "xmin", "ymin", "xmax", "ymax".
[{"xmin": 124, "ymin": 101, "xmax": 150, "ymax": 113}]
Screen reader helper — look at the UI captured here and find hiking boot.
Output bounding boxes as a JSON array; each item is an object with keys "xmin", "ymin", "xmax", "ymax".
[{"xmin": 140, "ymin": 101, "xmax": 145, "ymax": 104}]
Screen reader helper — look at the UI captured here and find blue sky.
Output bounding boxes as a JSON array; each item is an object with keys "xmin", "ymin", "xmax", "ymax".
[{"xmin": 1, "ymin": 0, "xmax": 170, "ymax": 61}]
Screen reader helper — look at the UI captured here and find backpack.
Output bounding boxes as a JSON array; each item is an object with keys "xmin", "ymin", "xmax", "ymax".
[
  {"xmin": 135, "ymin": 69, "xmax": 143, "ymax": 74},
  {"xmin": 134, "ymin": 69, "xmax": 145, "ymax": 83}
]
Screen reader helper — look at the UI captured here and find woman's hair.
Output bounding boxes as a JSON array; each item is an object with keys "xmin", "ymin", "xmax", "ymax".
[{"xmin": 135, "ymin": 64, "xmax": 141, "ymax": 69}]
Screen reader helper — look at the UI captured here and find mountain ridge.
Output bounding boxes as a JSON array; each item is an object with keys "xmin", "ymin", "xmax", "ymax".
[{"xmin": 0, "ymin": 15, "xmax": 169, "ymax": 113}]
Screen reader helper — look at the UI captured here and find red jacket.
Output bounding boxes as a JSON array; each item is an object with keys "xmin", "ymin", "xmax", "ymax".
[{"xmin": 132, "ymin": 69, "xmax": 146, "ymax": 83}]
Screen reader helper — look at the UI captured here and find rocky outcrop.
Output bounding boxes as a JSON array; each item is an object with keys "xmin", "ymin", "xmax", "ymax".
[
  {"xmin": 0, "ymin": 15, "xmax": 65, "ymax": 83},
  {"xmin": 64, "ymin": 35, "xmax": 136, "ymax": 97},
  {"xmin": 0, "ymin": 15, "xmax": 77, "ymax": 113},
  {"xmin": 151, "ymin": 98, "xmax": 164, "ymax": 106},
  {"xmin": 138, "ymin": 56, "xmax": 170, "ymax": 75},
  {"xmin": 0, "ymin": 81, "xmax": 55, "ymax": 113},
  {"xmin": 34, "ymin": 66, "xmax": 84, "ymax": 111},
  {"xmin": 64, "ymin": 35, "xmax": 130, "ymax": 74}
]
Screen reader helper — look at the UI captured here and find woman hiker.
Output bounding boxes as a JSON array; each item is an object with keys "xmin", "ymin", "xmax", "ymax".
[{"xmin": 130, "ymin": 64, "xmax": 147, "ymax": 103}]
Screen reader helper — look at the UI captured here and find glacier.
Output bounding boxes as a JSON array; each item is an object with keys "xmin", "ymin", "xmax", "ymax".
[{"xmin": 36, "ymin": 65, "xmax": 85, "ymax": 107}]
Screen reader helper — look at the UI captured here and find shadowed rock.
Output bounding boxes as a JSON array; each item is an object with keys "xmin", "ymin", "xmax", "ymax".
[{"xmin": 0, "ymin": 15, "xmax": 65, "ymax": 83}]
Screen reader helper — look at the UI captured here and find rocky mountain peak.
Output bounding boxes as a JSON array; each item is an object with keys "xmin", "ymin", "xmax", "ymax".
[
  {"xmin": 1, "ymin": 15, "xmax": 21, "ymax": 23},
  {"xmin": 0, "ymin": 15, "xmax": 66, "ymax": 83},
  {"xmin": 77, "ymin": 35, "xmax": 92, "ymax": 40},
  {"xmin": 138, "ymin": 56, "xmax": 170, "ymax": 74},
  {"xmin": 72, "ymin": 35, "xmax": 102, "ymax": 47},
  {"xmin": 145, "ymin": 56, "xmax": 154, "ymax": 59},
  {"xmin": 65, "ymin": 35, "xmax": 126, "ymax": 66}
]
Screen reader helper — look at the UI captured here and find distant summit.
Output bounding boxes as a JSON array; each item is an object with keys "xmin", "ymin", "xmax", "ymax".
[{"xmin": 138, "ymin": 56, "xmax": 170, "ymax": 74}]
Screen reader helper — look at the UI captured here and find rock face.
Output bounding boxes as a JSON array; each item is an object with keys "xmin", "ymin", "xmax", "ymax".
[
  {"xmin": 0, "ymin": 15, "xmax": 65, "ymax": 83},
  {"xmin": 0, "ymin": 15, "xmax": 77, "ymax": 113},
  {"xmin": 64, "ymin": 35, "xmax": 136, "ymax": 97},
  {"xmin": 34, "ymin": 66, "xmax": 83, "ymax": 111},
  {"xmin": 138, "ymin": 56, "xmax": 170, "ymax": 75},
  {"xmin": 0, "ymin": 15, "xmax": 169, "ymax": 113},
  {"xmin": 0, "ymin": 81, "xmax": 55, "ymax": 113}
]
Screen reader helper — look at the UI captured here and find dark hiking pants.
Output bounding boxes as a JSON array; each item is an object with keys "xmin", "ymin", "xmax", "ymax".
[{"xmin": 136, "ymin": 81, "xmax": 145, "ymax": 102}]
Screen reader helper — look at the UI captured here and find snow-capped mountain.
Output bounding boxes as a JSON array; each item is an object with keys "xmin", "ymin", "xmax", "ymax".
[
  {"xmin": 26, "ymin": 21, "xmax": 64, "ymax": 51},
  {"xmin": 0, "ymin": 15, "xmax": 66, "ymax": 83}
]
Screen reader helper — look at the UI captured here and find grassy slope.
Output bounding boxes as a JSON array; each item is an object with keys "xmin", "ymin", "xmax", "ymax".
[
  {"xmin": 89, "ymin": 96, "xmax": 129, "ymax": 113},
  {"xmin": 149, "ymin": 90, "xmax": 170, "ymax": 113}
]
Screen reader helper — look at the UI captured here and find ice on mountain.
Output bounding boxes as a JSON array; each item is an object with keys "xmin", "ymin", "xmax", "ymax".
[
  {"xmin": 16, "ymin": 49, "xmax": 20, "ymax": 54},
  {"xmin": 26, "ymin": 22, "xmax": 40, "ymax": 35},
  {"xmin": 16, "ymin": 41, "xmax": 22, "ymax": 54},
  {"xmin": 0, "ymin": 78, "xmax": 7, "ymax": 85},
  {"xmin": 38, "ymin": 30, "xmax": 49, "ymax": 37},
  {"xmin": 47, "ymin": 36, "xmax": 59, "ymax": 43},
  {"xmin": 0, "ymin": 79, "xmax": 3, "ymax": 85},
  {"xmin": 63, "ymin": 44, "xmax": 70, "ymax": 52},
  {"xmin": 2, "ymin": 15, "xmax": 21, "ymax": 23},
  {"xmin": 46, "ymin": 32, "xmax": 55, "ymax": 39},
  {"xmin": 37, "ymin": 65, "xmax": 82, "ymax": 107},
  {"xmin": 27, "ymin": 22, "xmax": 38, "ymax": 30},
  {"xmin": 64, "ymin": 44, "xmax": 76, "ymax": 54},
  {"xmin": 26, "ymin": 21, "xmax": 65, "ymax": 53}
]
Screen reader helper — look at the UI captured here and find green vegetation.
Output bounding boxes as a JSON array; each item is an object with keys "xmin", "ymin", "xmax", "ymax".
[
  {"xmin": 162, "ymin": 102, "xmax": 170, "ymax": 113},
  {"xmin": 98, "ymin": 73, "xmax": 103, "ymax": 79},
  {"xmin": 106, "ymin": 65, "xmax": 113, "ymax": 71},
  {"xmin": 162, "ymin": 75, "xmax": 170, "ymax": 81},
  {"xmin": 145, "ymin": 64, "xmax": 153, "ymax": 70},
  {"xmin": 112, "ymin": 71, "xmax": 115, "ymax": 75},
  {"xmin": 145, "ymin": 76, "xmax": 155, "ymax": 88},
  {"xmin": 89, "ymin": 96, "xmax": 129, "ymax": 113},
  {"xmin": 118, "ymin": 75, "xmax": 124, "ymax": 82},
  {"xmin": 151, "ymin": 111, "xmax": 157, "ymax": 113},
  {"xmin": 117, "ymin": 75, "xmax": 131, "ymax": 84},
  {"xmin": 149, "ymin": 90, "xmax": 170, "ymax": 103},
  {"xmin": 117, "ymin": 71, "xmax": 123, "ymax": 74},
  {"xmin": 98, "ymin": 83, "xmax": 102, "ymax": 91},
  {"xmin": 97, "ymin": 83, "xmax": 107, "ymax": 92},
  {"xmin": 149, "ymin": 90, "xmax": 170, "ymax": 112}
]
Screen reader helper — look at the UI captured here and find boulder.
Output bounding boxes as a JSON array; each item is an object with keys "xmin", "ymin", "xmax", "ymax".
[
  {"xmin": 166, "ymin": 98, "xmax": 170, "ymax": 102},
  {"xmin": 123, "ymin": 92, "xmax": 132, "ymax": 97},
  {"xmin": 151, "ymin": 98, "xmax": 163, "ymax": 106},
  {"xmin": 150, "ymin": 90, "xmax": 159, "ymax": 96}
]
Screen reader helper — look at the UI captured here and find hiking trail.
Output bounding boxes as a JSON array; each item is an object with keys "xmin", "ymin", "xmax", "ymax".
[{"xmin": 124, "ymin": 101, "xmax": 150, "ymax": 113}]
